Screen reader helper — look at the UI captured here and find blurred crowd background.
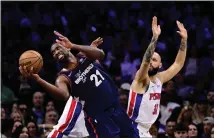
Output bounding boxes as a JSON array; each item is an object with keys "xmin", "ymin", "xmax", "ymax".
[{"xmin": 1, "ymin": 1, "xmax": 214, "ymax": 138}]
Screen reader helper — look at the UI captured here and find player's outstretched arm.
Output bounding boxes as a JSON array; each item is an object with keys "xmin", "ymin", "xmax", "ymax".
[
  {"xmin": 19, "ymin": 66, "xmax": 69, "ymax": 101},
  {"xmin": 54, "ymin": 31, "xmax": 105, "ymax": 61},
  {"xmin": 77, "ymin": 37, "xmax": 103, "ymax": 57},
  {"xmin": 158, "ymin": 21, "xmax": 187, "ymax": 83},
  {"xmin": 77, "ymin": 37, "xmax": 103, "ymax": 64},
  {"xmin": 135, "ymin": 16, "xmax": 161, "ymax": 82}
]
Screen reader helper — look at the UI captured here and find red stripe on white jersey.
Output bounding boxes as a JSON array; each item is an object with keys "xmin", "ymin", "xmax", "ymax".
[
  {"xmin": 51, "ymin": 130, "xmax": 59, "ymax": 138},
  {"xmin": 128, "ymin": 91, "xmax": 137, "ymax": 118},
  {"xmin": 58, "ymin": 100, "xmax": 77, "ymax": 132}
]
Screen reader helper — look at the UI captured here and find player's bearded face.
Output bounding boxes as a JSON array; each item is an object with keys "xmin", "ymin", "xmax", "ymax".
[
  {"xmin": 148, "ymin": 65, "xmax": 159, "ymax": 76},
  {"xmin": 54, "ymin": 47, "xmax": 69, "ymax": 61}
]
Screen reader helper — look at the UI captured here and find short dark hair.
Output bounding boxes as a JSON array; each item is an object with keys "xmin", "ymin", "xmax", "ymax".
[
  {"xmin": 175, "ymin": 123, "xmax": 188, "ymax": 132},
  {"xmin": 166, "ymin": 118, "xmax": 177, "ymax": 124}
]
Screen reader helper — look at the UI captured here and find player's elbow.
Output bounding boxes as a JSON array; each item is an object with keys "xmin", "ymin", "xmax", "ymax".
[
  {"xmin": 97, "ymin": 49, "xmax": 105, "ymax": 60},
  {"xmin": 63, "ymin": 92, "xmax": 69, "ymax": 101}
]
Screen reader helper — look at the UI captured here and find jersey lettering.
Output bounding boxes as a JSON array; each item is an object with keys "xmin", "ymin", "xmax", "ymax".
[
  {"xmin": 75, "ymin": 64, "xmax": 94, "ymax": 84},
  {"xmin": 149, "ymin": 93, "xmax": 161, "ymax": 100}
]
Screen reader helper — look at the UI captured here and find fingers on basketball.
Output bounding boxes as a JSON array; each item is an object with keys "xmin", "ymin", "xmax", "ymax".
[{"xmin": 19, "ymin": 50, "xmax": 43, "ymax": 75}]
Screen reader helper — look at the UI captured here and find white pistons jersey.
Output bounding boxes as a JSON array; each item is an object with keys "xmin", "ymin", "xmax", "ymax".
[{"xmin": 127, "ymin": 78, "xmax": 162, "ymax": 137}]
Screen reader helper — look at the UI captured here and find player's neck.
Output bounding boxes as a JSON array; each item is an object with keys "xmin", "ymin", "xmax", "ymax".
[
  {"xmin": 67, "ymin": 58, "xmax": 78, "ymax": 70},
  {"xmin": 149, "ymin": 75, "xmax": 157, "ymax": 83},
  {"xmin": 65, "ymin": 56, "xmax": 78, "ymax": 70}
]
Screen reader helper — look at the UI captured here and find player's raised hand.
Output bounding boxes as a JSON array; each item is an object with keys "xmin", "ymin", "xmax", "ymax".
[
  {"xmin": 176, "ymin": 21, "xmax": 188, "ymax": 40},
  {"xmin": 19, "ymin": 66, "xmax": 40, "ymax": 81},
  {"xmin": 77, "ymin": 37, "xmax": 103, "ymax": 57},
  {"xmin": 54, "ymin": 31, "xmax": 73, "ymax": 49},
  {"xmin": 152, "ymin": 16, "xmax": 161, "ymax": 38},
  {"xmin": 90, "ymin": 37, "xmax": 103, "ymax": 47}
]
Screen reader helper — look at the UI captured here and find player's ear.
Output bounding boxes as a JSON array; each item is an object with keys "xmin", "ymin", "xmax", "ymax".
[{"xmin": 159, "ymin": 62, "xmax": 162, "ymax": 69}]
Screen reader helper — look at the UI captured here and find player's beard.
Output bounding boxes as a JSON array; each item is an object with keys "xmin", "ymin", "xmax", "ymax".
[{"xmin": 148, "ymin": 66, "xmax": 159, "ymax": 76}]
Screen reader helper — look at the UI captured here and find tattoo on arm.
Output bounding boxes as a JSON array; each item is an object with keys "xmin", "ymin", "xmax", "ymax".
[
  {"xmin": 180, "ymin": 39, "xmax": 187, "ymax": 51},
  {"xmin": 143, "ymin": 37, "xmax": 158, "ymax": 63}
]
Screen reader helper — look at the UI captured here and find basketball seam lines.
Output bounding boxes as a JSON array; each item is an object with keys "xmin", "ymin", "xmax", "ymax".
[
  {"xmin": 36, "ymin": 59, "xmax": 43, "ymax": 73},
  {"xmin": 29, "ymin": 57, "xmax": 41, "ymax": 71},
  {"xmin": 19, "ymin": 56, "xmax": 38, "ymax": 62},
  {"xmin": 27, "ymin": 51, "xmax": 41, "ymax": 57}
]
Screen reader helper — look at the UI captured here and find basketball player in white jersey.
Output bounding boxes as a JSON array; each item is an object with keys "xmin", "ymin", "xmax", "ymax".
[{"xmin": 127, "ymin": 16, "xmax": 188, "ymax": 137}]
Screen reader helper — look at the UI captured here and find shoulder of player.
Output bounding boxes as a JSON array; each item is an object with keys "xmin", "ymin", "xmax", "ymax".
[
  {"xmin": 131, "ymin": 78, "xmax": 149, "ymax": 93},
  {"xmin": 156, "ymin": 72, "xmax": 165, "ymax": 84},
  {"xmin": 56, "ymin": 74, "xmax": 70, "ymax": 84}
]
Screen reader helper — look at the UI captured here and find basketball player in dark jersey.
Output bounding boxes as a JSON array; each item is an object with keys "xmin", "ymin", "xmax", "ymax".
[{"xmin": 19, "ymin": 31, "xmax": 139, "ymax": 138}]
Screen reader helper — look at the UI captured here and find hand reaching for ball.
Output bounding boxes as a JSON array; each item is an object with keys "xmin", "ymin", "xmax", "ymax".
[{"xmin": 19, "ymin": 66, "xmax": 40, "ymax": 81}]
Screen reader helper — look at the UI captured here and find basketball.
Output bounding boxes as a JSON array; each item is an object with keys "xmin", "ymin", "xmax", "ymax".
[{"xmin": 19, "ymin": 50, "xmax": 43, "ymax": 74}]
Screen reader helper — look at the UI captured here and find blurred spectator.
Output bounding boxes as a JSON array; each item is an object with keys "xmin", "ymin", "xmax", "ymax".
[
  {"xmin": 44, "ymin": 110, "xmax": 58, "ymax": 125},
  {"xmin": 19, "ymin": 127, "xmax": 29, "ymax": 138},
  {"xmin": 207, "ymin": 90, "xmax": 214, "ymax": 105},
  {"xmin": 188, "ymin": 123, "xmax": 198, "ymax": 138},
  {"xmin": 119, "ymin": 90, "xmax": 129, "ymax": 110},
  {"xmin": 12, "ymin": 102, "xmax": 19, "ymax": 113},
  {"xmin": 149, "ymin": 124, "xmax": 158, "ymax": 138},
  {"xmin": 38, "ymin": 109, "xmax": 59, "ymax": 135},
  {"xmin": 162, "ymin": 80, "xmax": 182, "ymax": 105},
  {"xmin": 27, "ymin": 120, "xmax": 39, "ymax": 138},
  {"xmin": 11, "ymin": 111, "xmax": 23, "ymax": 123},
  {"xmin": 192, "ymin": 100, "xmax": 210, "ymax": 124},
  {"xmin": 202, "ymin": 117, "xmax": 214, "ymax": 138},
  {"xmin": 177, "ymin": 105, "xmax": 193, "ymax": 128},
  {"xmin": 158, "ymin": 118, "xmax": 176, "ymax": 138},
  {"xmin": 12, "ymin": 125, "xmax": 24, "ymax": 138},
  {"xmin": 32, "ymin": 91, "xmax": 45, "ymax": 125},
  {"xmin": 12, "ymin": 121, "xmax": 22, "ymax": 133},
  {"xmin": 174, "ymin": 123, "xmax": 188, "ymax": 138},
  {"xmin": 18, "ymin": 101, "xmax": 33, "ymax": 125},
  {"xmin": 45, "ymin": 100, "xmax": 55, "ymax": 112}
]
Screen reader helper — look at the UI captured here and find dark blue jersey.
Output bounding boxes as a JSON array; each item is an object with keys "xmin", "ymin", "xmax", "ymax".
[{"xmin": 59, "ymin": 57, "xmax": 119, "ymax": 116}]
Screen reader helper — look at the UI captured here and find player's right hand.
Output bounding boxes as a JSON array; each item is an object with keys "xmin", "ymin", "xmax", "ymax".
[
  {"xmin": 152, "ymin": 16, "xmax": 161, "ymax": 39},
  {"xmin": 54, "ymin": 31, "xmax": 74, "ymax": 49},
  {"xmin": 90, "ymin": 37, "xmax": 103, "ymax": 47},
  {"xmin": 19, "ymin": 66, "xmax": 40, "ymax": 81}
]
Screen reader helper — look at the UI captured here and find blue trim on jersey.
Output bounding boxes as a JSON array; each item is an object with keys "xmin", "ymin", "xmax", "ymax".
[
  {"xmin": 56, "ymin": 133, "xmax": 64, "ymax": 138},
  {"xmin": 63, "ymin": 102, "xmax": 83, "ymax": 135},
  {"xmin": 131, "ymin": 94, "xmax": 143, "ymax": 121}
]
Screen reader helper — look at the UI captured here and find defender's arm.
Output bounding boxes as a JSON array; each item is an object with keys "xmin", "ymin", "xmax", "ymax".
[{"xmin": 158, "ymin": 21, "xmax": 188, "ymax": 83}]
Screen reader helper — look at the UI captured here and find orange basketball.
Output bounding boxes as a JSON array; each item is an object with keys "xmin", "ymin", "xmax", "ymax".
[{"xmin": 19, "ymin": 50, "xmax": 43, "ymax": 74}]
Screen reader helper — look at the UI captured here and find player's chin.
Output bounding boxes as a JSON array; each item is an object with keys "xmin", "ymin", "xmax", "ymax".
[{"xmin": 149, "ymin": 68, "xmax": 153, "ymax": 72}]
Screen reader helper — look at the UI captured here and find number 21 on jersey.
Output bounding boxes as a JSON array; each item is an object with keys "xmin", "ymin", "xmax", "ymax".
[{"xmin": 90, "ymin": 70, "xmax": 105, "ymax": 87}]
